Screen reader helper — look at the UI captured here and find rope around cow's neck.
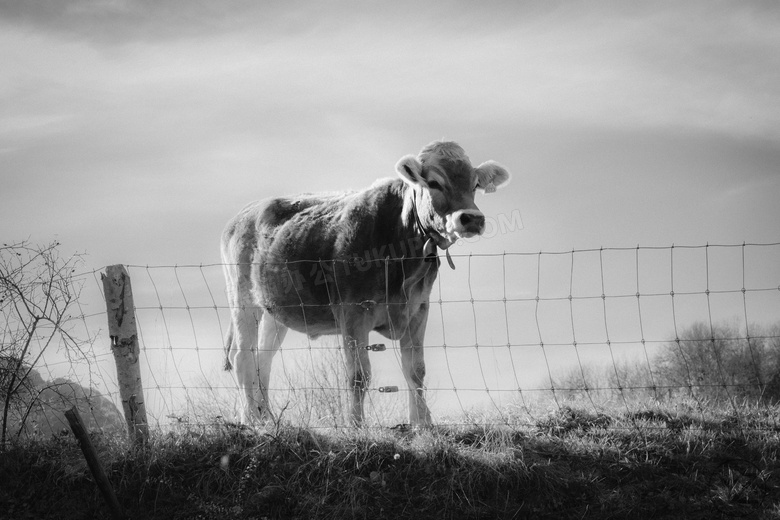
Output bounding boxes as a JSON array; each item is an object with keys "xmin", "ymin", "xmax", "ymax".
[{"xmin": 411, "ymin": 192, "xmax": 456, "ymax": 270}]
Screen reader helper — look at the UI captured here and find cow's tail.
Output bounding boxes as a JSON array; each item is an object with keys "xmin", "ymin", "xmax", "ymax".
[
  {"xmin": 221, "ymin": 234, "xmax": 236, "ymax": 372},
  {"xmin": 223, "ymin": 321, "xmax": 235, "ymax": 371}
]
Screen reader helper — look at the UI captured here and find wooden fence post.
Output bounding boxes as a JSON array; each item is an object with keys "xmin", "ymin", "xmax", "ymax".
[
  {"xmin": 101, "ymin": 265, "xmax": 149, "ymax": 446},
  {"xmin": 65, "ymin": 407, "xmax": 125, "ymax": 520}
]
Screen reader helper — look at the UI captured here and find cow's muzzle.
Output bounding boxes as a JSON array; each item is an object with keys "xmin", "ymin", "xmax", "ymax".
[{"xmin": 446, "ymin": 209, "xmax": 485, "ymax": 239}]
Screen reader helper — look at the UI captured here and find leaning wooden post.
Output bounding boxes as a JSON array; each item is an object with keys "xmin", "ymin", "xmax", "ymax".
[
  {"xmin": 102, "ymin": 265, "xmax": 149, "ymax": 446},
  {"xmin": 65, "ymin": 406, "xmax": 125, "ymax": 520}
]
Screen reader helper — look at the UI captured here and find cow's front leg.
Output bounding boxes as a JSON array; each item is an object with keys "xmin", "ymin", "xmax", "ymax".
[
  {"xmin": 401, "ymin": 303, "xmax": 432, "ymax": 427},
  {"xmin": 341, "ymin": 322, "xmax": 371, "ymax": 426}
]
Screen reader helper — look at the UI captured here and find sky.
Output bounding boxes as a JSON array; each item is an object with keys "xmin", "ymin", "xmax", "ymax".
[{"xmin": 2, "ymin": 1, "xmax": 780, "ymax": 424}]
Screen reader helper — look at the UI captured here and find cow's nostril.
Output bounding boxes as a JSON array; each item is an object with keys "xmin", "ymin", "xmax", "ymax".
[{"xmin": 461, "ymin": 212, "xmax": 485, "ymax": 229}]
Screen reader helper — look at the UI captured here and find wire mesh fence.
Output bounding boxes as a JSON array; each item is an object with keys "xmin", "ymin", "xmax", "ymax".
[{"xmin": 4, "ymin": 242, "xmax": 780, "ymax": 439}]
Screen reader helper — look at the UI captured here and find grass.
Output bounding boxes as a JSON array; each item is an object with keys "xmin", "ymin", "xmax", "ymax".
[{"xmin": 2, "ymin": 403, "xmax": 780, "ymax": 519}]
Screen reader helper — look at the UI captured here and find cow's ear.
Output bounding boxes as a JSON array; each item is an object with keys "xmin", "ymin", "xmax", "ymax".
[
  {"xmin": 475, "ymin": 161, "xmax": 511, "ymax": 194},
  {"xmin": 396, "ymin": 155, "xmax": 425, "ymax": 186}
]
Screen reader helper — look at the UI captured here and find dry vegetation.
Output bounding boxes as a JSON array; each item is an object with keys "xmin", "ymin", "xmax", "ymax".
[{"xmin": 2, "ymin": 401, "xmax": 780, "ymax": 519}]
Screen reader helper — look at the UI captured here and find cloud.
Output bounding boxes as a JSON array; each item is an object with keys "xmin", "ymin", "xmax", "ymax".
[
  {"xmin": 1, "ymin": 0, "xmax": 779, "ymax": 265},
  {"xmin": 0, "ymin": 0, "xmax": 287, "ymax": 45},
  {"xmin": 3, "ymin": 1, "xmax": 779, "ymax": 142}
]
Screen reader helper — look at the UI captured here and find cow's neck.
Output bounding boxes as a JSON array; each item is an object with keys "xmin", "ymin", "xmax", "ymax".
[{"xmin": 404, "ymin": 185, "xmax": 456, "ymax": 270}]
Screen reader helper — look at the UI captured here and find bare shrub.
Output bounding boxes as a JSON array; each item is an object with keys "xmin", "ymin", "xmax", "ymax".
[
  {"xmin": 1, "ymin": 241, "xmax": 97, "ymax": 445},
  {"xmin": 656, "ymin": 321, "xmax": 780, "ymax": 403}
]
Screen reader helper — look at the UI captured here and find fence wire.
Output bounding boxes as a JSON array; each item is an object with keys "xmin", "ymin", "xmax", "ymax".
[{"xmin": 8, "ymin": 242, "xmax": 780, "ymax": 437}]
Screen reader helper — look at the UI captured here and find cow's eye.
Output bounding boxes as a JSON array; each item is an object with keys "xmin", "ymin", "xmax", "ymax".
[{"xmin": 427, "ymin": 180, "xmax": 443, "ymax": 191}]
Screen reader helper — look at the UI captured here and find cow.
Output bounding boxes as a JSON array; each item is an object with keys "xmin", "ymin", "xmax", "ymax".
[{"xmin": 221, "ymin": 140, "xmax": 511, "ymax": 426}]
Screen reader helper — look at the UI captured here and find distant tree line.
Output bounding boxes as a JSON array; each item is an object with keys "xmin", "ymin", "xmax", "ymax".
[{"xmin": 554, "ymin": 321, "xmax": 780, "ymax": 405}]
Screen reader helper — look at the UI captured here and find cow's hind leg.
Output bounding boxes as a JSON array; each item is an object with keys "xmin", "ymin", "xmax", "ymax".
[
  {"xmin": 223, "ymin": 253, "xmax": 264, "ymax": 424},
  {"xmin": 230, "ymin": 301, "xmax": 263, "ymax": 424},
  {"xmin": 341, "ymin": 325, "xmax": 371, "ymax": 426},
  {"xmin": 255, "ymin": 313, "xmax": 287, "ymax": 420}
]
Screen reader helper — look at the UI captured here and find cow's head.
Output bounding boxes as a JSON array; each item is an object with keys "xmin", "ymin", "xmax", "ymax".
[{"xmin": 396, "ymin": 141, "xmax": 511, "ymax": 248}]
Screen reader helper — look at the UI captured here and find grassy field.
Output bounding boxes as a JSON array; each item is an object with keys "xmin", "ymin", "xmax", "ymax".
[{"xmin": 2, "ymin": 403, "xmax": 780, "ymax": 519}]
